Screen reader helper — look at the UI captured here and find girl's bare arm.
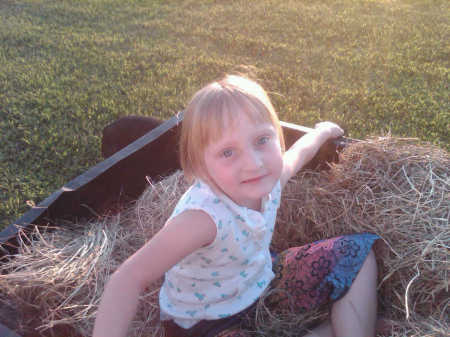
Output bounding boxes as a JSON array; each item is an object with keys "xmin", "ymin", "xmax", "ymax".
[
  {"xmin": 280, "ymin": 122, "xmax": 344, "ymax": 188},
  {"xmin": 92, "ymin": 210, "xmax": 217, "ymax": 337}
]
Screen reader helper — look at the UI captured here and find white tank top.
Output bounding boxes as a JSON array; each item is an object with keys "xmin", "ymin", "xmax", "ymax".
[{"xmin": 159, "ymin": 179, "xmax": 281, "ymax": 328}]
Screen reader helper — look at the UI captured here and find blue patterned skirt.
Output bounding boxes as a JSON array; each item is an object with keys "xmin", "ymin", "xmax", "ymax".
[
  {"xmin": 163, "ymin": 233, "xmax": 379, "ymax": 337},
  {"xmin": 268, "ymin": 233, "xmax": 379, "ymax": 311}
]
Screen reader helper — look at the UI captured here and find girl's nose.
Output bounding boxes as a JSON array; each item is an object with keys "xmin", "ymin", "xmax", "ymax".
[{"xmin": 243, "ymin": 148, "xmax": 263, "ymax": 169}]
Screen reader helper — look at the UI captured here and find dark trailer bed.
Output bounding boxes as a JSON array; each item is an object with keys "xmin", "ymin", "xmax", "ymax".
[{"xmin": 0, "ymin": 115, "xmax": 347, "ymax": 337}]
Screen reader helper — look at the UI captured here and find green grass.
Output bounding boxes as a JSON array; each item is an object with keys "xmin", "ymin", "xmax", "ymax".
[{"xmin": 1, "ymin": 0, "xmax": 449, "ymax": 230}]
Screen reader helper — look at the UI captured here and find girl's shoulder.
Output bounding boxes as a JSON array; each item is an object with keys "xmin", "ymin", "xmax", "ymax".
[
  {"xmin": 172, "ymin": 180, "xmax": 225, "ymax": 215},
  {"xmin": 170, "ymin": 180, "xmax": 232, "ymax": 232}
]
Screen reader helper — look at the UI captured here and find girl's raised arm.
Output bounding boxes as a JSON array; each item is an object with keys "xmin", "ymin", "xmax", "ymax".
[
  {"xmin": 280, "ymin": 122, "xmax": 344, "ymax": 188},
  {"xmin": 92, "ymin": 210, "xmax": 217, "ymax": 337}
]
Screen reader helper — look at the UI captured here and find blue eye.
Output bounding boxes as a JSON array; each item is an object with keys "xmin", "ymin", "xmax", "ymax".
[
  {"xmin": 257, "ymin": 136, "xmax": 269, "ymax": 145},
  {"xmin": 222, "ymin": 149, "xmax": 233, "ymax": 158}
]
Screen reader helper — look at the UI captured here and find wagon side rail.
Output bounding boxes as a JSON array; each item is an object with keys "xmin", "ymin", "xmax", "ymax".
[
  {"xmin": 0, "ymin": 116, "xmax": 351, "ymax": 255},
  {"xmin": 0, "ymin": 114, "xmax": 182, "ymax": 253}
]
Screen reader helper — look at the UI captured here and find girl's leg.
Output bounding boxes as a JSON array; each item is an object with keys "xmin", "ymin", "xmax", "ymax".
[
  {"xmin": 302, "ymin": 250, "xmax": 377, "ymax": 337},
  {"xmin": 330, "ymin": 249, "xmax": 378, "ymax": 337},
  {"xmin": 214, "ymin": 329, "xmax": 251, "ymax": 337}
]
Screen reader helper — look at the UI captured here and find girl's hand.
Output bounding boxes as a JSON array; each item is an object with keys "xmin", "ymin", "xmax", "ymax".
[
  {"xmin": 281, "ymin": 121, "xmax": 344, "ymax": 188},
  {"xmin": 314, "ymin": 121, "xmax": 344, "ymax": 139}
]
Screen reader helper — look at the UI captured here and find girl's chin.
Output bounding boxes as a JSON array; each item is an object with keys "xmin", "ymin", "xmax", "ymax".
[{"xmin": 236, "ymin": 189, "xmax": 273, "ymax": 208}]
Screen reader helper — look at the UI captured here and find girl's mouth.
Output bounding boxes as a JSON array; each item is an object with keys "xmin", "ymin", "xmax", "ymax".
[{"xmin": 242, "ymin": 174, "xmax": 268, "ymax": 184}]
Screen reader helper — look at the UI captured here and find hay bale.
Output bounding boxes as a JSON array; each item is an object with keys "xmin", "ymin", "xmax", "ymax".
[
  {"xmin": 0, "ymin": 172, "xmax": 188, "ymax": 337},
  {"xmin": 271, "ymin": 137, "xmax": 449, "ymax": 336},
  {"xmin": 0, "ymin": 138, "xmax": 448, "ymax": 337}
]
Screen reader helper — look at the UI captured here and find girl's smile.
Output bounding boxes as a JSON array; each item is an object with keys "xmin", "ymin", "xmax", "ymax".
[
  {"xmin": 241, "ymin": 173, "xmax": 269, "ymax": 184},
  {"xmin": 203, "ymin": 113, "xmax": 283, "ymax": 211}
]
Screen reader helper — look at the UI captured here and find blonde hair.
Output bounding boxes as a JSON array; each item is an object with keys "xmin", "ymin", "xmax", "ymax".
[{"xmin": 180, "ymin": 75, "xmax": 285, "ymax": 183}]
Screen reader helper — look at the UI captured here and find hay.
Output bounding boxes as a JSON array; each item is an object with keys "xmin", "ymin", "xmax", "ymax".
[
  {"xmin": 0, "ymin": 137, "xmax": 448, "ymax": 337},
  {"xmin": 268, "ymin": 137, "xmax": 449, "ymax": 336},
  {"xmin": 0, "ymin": 172, "xmax": 188, "ymax": 337}
]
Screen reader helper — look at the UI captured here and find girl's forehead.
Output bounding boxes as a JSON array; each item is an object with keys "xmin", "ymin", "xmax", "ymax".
[
  {"xmin": 207, "ymin": 116, "xmax": 275, "ymax": 147},
  {"xmin": 199, "ymin": 97, "xmax": 276, "ymax": 148}
]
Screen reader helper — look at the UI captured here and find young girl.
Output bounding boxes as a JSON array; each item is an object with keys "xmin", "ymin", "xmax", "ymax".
[{"xmin": 93, "ymin": 75, "xmax": 379, "ymax": 337}]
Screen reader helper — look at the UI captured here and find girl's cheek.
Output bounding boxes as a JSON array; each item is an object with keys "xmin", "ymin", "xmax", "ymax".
[
  {"xmin": 268, "ymin": 141, "xmax": 282, "ymax": 155},
  {"xmin": 215, "ymin": 156, "xmax": 235, "ymax": 169}
]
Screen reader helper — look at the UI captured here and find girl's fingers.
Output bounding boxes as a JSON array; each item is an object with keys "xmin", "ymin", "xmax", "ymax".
[{"xmin": 314, "ymin": 122, "xmax": 344, "ymax": 137}]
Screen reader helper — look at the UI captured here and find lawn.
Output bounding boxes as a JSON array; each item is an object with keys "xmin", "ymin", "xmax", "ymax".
[{"xmin": 1, "ymin": 0, "xmax": 449, "ymax": 230}]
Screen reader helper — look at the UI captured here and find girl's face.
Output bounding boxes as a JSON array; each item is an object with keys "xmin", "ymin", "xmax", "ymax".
[{"xmin": 203, "ymin": 113, "xmax": 283, "ymax": 211}]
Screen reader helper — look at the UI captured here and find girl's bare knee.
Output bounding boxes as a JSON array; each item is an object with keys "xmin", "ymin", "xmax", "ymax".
[{"xmin": 367, "ymin": 249, "xmax": 377, "ymax": 271}]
